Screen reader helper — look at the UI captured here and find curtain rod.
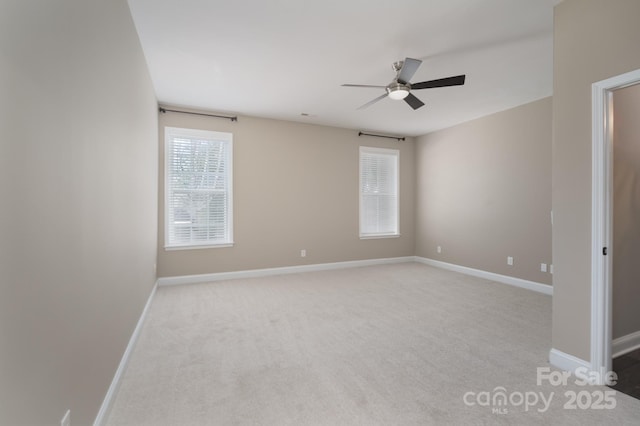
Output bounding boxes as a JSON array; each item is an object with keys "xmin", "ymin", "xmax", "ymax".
[
  {"xmin": 358, "ymin": 131, "xmax": 405, "ymax": 141},
  {"xmin": 159, "ymin": 107, "xmax": 238, "ymax": 122}
]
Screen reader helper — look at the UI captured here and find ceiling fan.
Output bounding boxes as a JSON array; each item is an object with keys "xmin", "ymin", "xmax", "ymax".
[{"xmin": 342, "ymin": 58, "xmax": 466, "ymax": 110}]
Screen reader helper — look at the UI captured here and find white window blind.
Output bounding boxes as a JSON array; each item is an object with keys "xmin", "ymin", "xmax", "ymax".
[
  {"xmin": 359, "ymin": 146, "xmax": 399, "ymax": 238},
  {"xmin": 165, "ymin": 127, "xmax": 233, "ymax": 249}
]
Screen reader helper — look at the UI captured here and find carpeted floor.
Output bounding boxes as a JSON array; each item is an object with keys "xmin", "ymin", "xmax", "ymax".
[{"xmin": 106, "ymin": 262, "xmax": 640, "ymax": 425}]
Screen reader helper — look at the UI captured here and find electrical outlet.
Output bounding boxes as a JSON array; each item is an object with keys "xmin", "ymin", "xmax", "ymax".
[
  {"xmin": 61, "ymin": 410, "xmax": 70, "ymax": 426},
  {"xmin": 300, "ymin": 249, "xmax": 306, "ymax": 258},
  {"xmin": 437, "ymin": 246, "xmax": 442, "ymax": 254},
  {"xmin": 507, "ymin": 256, "xmax": 514, "ymax": 266},
  {"xmin": 550, "ymin": 264, "xmax": 554, "ymax": 274},
  {"xmin": 541, "ymin": 263, "xmax": 547, "ymax": 272}
]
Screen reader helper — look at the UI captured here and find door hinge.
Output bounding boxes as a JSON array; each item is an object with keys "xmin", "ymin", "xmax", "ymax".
[{"xmin": 603, "ymin": 247, "xmax": 608, "ymax": 256}]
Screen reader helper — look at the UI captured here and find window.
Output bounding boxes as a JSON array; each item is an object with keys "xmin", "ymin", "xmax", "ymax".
[
  {"xmin": 359, "ymin": 146, "xmax": 399, "ymax": 238},
  {"xmin": 165, "ymin": 127, "xmax": 233, "ymax": 249}
]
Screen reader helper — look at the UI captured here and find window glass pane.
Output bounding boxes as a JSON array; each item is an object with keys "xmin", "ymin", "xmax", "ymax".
[{"xmin": 165, "ymin": 127, "xmax": 233, "ymax": 248}]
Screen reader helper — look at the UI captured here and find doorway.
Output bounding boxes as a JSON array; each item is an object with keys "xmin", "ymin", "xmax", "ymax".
[
  {"xmin": 591, "ymin": 69, "xmax": 640, "ymax": 388},
  {"xmin": 609, "ymin": 82, "xmax": 640, "ymax": 399}
]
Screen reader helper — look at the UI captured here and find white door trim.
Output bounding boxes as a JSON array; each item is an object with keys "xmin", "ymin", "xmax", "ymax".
[{"xmin": 591, "ymin": 68, "xmax": 640, "ymax": 384}]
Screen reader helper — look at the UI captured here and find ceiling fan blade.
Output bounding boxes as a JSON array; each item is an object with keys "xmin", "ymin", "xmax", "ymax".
[
  {"xmin": 397, "ymin": 57, "xmax": 422, "ymax": 84},
  {"xmin": 411, "ymin": 75, "xmax": 466, "ymax": 90},
  {"xmin": 357, "ymin": 93, "xmax": 388, "ymax": 110},
  {"xmin": 404, "ymin": 93, "xmax": 425, "ymax": 110},
  {"xmin": 342, "ymin": 84, "xmax": 387, "ymax": 89}
]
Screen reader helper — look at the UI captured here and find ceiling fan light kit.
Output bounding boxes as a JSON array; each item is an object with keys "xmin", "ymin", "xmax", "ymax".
[
  {"xmin": 342, "ymin": 57, "xmax": 466, "ymax": 110},
  {"xmin": 386, "ymin": 82, "xmax": 410, "ymax": 100}
]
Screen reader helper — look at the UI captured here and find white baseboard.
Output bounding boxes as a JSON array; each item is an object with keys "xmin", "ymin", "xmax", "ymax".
[
  {"xmin": 93, "ymin": 281, "xmax": 158, "ymax": 426},
  {"xmin": 612, "ymin": 330, "xmax": 640, "ymax": 358},
  {"xmin": 157, "ymin": 256, "xmax": 415, "ymax": 286},
  {"xmin": 414, "ymin": 257, "xmax": 553, "ymax": 295},
  {"xmin": 158, "ymin": 256, "xmax": 553, "ymax": 295},
  {"xmin": 550, "ymin": 349, "xmax": 620, "ymax": 386},
  {"xmin": 549, "ymin": 348, "xmax": 591, "ymax": 374}
]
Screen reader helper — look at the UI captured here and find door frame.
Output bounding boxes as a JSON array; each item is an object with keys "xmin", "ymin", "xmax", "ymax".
[{"xmin": 591, "ymin": 68, "xmax": 640, "ymax": 383}]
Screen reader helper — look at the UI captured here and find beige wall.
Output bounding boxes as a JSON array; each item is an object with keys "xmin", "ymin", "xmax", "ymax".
[
  {"xmin": 158, "ymin": 110, "xmax": 415, "ymax": 277},
  {"xmin": 0, "ymin": 1, "xmax": 158, "ymax": 424},
  {"xmin": 553, "ymin": 0, "xmax": 640, "ymax": 360},
  {"xmin": 612, "ymin": 83, "xmax": 640, "ymax": 339},
  {"xmin": 415, "ymin": 97, "xmax": 552, "ymax": 284}
]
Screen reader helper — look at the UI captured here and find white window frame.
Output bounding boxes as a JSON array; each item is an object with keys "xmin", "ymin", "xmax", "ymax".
[
  {"xmin": 359, "ymin": 146, "xmax": 400, "ymax": 239},
  {"xmin": 164, "ymin": 126, "xmax": 233, "ymax": 250}
]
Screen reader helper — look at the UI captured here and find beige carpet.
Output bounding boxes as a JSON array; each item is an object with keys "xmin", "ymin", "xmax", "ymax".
[{"xmin": 106, "ymin": 262, "xmax": 640, "ymax": 425}]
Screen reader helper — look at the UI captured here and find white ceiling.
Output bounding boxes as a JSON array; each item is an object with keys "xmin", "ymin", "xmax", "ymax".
[{"xmin": 127, "ymin": 0, "xmax": 560, "ymax": 137}]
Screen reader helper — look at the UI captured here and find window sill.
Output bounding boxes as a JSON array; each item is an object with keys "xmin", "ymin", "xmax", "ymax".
[
  {"xmin": 359, "ymin": 234, "xmax": 400, "ymax": 240},
  {"xmin": 165, "ymin": 242, "xmax": 234, "ymax": 251}
]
